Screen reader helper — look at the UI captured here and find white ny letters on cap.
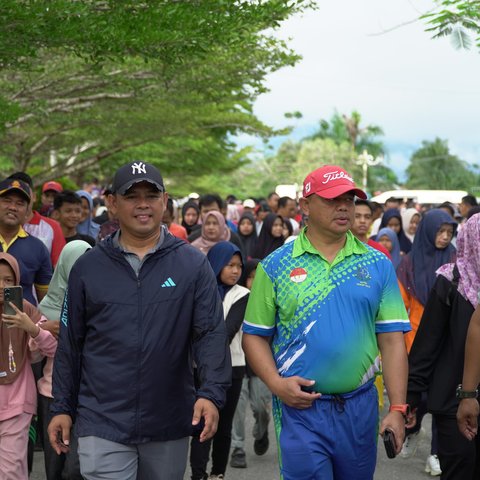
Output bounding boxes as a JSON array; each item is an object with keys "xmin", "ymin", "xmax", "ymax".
[{"xmin": 131, "ymin": 162, "xmax": 147, "ymax": 175}]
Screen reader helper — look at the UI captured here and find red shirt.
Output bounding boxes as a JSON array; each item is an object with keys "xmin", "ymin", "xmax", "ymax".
[
  {"xmin": 168, "ymin": 222, "xmax": 188, "ymax": 241},
  {"xmin": 24, "ymin": 211, "xmax": 66, "ymax": 267},
  {"xmin": 367, "ymin": 238, "xmax": 392, "ymax": 260}
]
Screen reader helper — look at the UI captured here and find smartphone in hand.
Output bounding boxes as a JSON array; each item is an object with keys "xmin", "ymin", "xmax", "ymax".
[
  {"xmin": 3, "ymin": 286, "xmax": 23, "ymax": 315},
  {"xmin": 383, "ymin": 429, "xmax": 397, "ymax": 459}
]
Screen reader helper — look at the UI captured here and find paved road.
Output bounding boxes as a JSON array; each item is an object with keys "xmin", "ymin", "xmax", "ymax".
[{"xmin": 31, "ymin": 400, "xmax": 435, "ymax": 479}]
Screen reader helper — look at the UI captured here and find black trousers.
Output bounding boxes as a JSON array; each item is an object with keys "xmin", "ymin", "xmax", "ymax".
[
  {"xmin": 38, "ymin": 394, "xmax": 83, "ymax": 480},
  {"xmin": 190, "ymin": 368, "xmax": 244, "ymax": 480},
  {"xmin": 435, "ymin": 413, "xmax": 480, "ymax": 480}
]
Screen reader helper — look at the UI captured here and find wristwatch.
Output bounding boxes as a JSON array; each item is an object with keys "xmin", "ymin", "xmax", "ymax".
[
  {"xmin": 456, "ymin": 384, "xmax": 478, "ymax": 399},
  {"xmin": 389, "ymin": 404, "xmax": 410, "ymax": 417}
]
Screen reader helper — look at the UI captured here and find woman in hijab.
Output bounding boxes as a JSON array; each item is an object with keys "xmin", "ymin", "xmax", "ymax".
[
  {"xmin": 406, "ymin": 213, "xmax": 480, "ymax": 479},
  {"xmin": 378, "ymin": 208, "xmax": 412, "ymax": 255},
  {"xmin": 252, "ymin": 213, "xmax": 284, "ymax": 260},
  {"xmin": 181, "ymin": 201, "xmax": 200, "ymax": 236},
  {"xmin": 237, "ymin": 213, "xmax": 257, "ymax": 260},
  {"xmin": 190, "ymin": 242, "xmax": 249, "ymax": 480},
  {"xmin": 401, "ymin": 208, "xmax": 421, "ymax": 243},
  {"xmin": 76, "ymin": 190, "xmax": 100, "ymax": 240},
  {"xmin": 0, "ymin": 253, "xmax": 57, "ymax": 479},
  {"xmin": 396, "ymin": 210, "xmax": 456, "ymax": 473},
  {"xmin": 190, "ymin": 210, "xmax": 231, "ymax": 255},
  {"xmin": 38, "ymin": 241, "xmax": 91, "ymax": 480},
  {"xmin": 376, "ymin": 227, "xmax": 402, "ymax": 268},
  {"xmin": 397, "ymin": 209, "xmax": 457, "ymax": 351}
]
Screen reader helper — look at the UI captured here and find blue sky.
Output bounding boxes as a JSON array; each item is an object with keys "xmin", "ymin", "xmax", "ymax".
[{"xmin": 239, "ymin": 0, "xmax": 480, "ymax": 182}]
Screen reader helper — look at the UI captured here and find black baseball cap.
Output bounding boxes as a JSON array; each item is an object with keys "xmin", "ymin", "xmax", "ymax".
[
  {"xmin": 0, "ymin": 178, "xmax": 31, "ymax": 202},
  {"xmin": 111, "ymin": 161, "xmax": 165, "ymax": 195}
]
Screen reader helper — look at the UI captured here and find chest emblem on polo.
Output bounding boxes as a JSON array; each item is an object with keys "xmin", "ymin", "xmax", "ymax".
[
  {"xmin": 355, "ymin": 266, "xmax": 371, "ymax": 287},
  {"xmin": 290, "ymin": 267, "xmax": 307, "ymax": 283}
]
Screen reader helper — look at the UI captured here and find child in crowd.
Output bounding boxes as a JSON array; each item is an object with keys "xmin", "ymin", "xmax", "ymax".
[
  {"xmin": 0, "ymin": 253, "xmax": 57, "ymax": 479},
  {"xmin": 190, "ymin": 242, "xmax": 249, "ymax": 480},
  {"xmin": 52, "ymin": 191, "xmax": 96, "ymax": 247},
  {"xmin": 376, "ymin": 227, "xmax": 402, "ymax": 268},
  {"xmin": 75, "ymin": 190, "xmax": 100, "ymax": 240}
]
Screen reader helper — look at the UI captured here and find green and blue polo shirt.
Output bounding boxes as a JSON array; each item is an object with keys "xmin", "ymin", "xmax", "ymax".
[{"xmin": 243, "ymin": 229, "xmax": 410, "ymax": 394}]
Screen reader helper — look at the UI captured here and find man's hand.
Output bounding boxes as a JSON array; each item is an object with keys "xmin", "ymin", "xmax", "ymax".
[
  {"xmin": 379, "ymin": 411, "xmax": 406, "ymax": 454},
  {"xmin": 457, "ymin": 398, "xmax": 479, "ymax": 441},
  {"xmin": 271, "ymin": 376, "xmax": 322, "ymax": 409},
  {"xmin": 41, "ymin": 320, "xmax": 60, "ymax": 339},
  {"xmin": 47, "ymin": 414, "xmax": 72, "ymax": 454},
  {"xmin": 192, "ymin": 398, "xmax": 219, "ymax": 443}
]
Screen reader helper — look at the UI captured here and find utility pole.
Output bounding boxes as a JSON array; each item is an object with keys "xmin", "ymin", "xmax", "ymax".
[{"xmin": 355, "ymin": 149, "xmax": 383, "ymax": 193}]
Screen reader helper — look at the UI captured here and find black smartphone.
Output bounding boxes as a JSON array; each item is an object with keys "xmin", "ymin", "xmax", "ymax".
[
  {"xmin": 383, "ymin": 429, "xmax": 397, "ymax": 459},
  {"xmin": 4, "ymin": 286, "xmax": 23, "ymax": 315}
]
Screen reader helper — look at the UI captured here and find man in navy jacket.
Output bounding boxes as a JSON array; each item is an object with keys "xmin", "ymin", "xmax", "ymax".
[{"xmin": 48, "ymin": 161, "xmax": 231, "ymax": 480}]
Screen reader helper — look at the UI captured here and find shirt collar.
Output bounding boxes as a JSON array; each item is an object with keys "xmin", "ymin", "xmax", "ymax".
[
  {"xmin": 292, "ymin": 228, "xmax": 368, "ymax": 260},
  {"xmin": 112, "ymin": 225, "xmax": 165, "ymax": 254}
]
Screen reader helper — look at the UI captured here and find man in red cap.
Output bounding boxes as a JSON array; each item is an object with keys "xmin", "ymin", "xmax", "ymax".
[
  {"xmin": 40, "ymin": 181, "xmax": 63, "ymax": 217},
  {"xmin": 243, "ymin": 165, "xmax": 412, "ymax": 479}
]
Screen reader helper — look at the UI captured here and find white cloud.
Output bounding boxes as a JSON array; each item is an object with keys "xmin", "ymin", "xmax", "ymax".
[{"xmin": 249, "ymin": 0, "xmax": 480, "ymax": 177}]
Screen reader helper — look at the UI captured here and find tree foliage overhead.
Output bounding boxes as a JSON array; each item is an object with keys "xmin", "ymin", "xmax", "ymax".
[
  {"xmin": 405, "ymin": 137, "xmax": 479, "ymax": 189},
  {"xmin": 423, "ymin": 1, "xmax": 480, "ymax": 51},
  {"xmin": 0, "ymin": 1, "xmax": 315, "ymax": 68},
  {"xmin": 0, "ymin": 0, "xmax": 316, "ymax": 185}
]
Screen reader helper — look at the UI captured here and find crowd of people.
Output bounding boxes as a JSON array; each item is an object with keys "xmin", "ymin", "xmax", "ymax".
[{"xmin": 1, "ymin": 161, "xmax": 480, "ymax": 480}]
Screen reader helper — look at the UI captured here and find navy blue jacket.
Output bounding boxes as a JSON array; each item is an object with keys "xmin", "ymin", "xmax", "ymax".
[{"xmin": 51, "ymin": 231, "xmax": 231, "ymax": 443}]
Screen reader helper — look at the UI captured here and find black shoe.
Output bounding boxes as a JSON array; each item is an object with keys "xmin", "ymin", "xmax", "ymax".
[
  {"xmin": 254, "ymin": 431, "xmax": 269, "ymax": 456},
  {"xmin": 230, "ymin": 447, "xmax": 247, "ymax": 468}
]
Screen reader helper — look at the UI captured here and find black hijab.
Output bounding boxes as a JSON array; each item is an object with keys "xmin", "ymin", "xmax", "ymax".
[
  {"xmin": 253, "ymin": 213, "xmax": 284, "ymax": 260},
  {"xmin": 237, "ymin": 212, "xmax": 258, "ymax": 260},
  {"xmin": 181, "ymin": 201, "xmax": 200, "ymax": 235}
]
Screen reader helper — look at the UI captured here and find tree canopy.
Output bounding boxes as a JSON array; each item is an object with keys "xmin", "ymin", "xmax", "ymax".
[
  {"xmin": 405, "ymin": 138, "xmax": 479, "ymax": 189},
  {"xmin": 0, "ymin": 1, "xmax": 315, "ymax": 188}
]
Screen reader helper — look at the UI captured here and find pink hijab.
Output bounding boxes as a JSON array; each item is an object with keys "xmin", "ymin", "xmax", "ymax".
[
  {"xmin": 437, "ymin": 213, "xmax": 480, "ymax": 308},
  {"xmin": 190, "ymin": 211, "xmax": 231, "ymax": 255}
]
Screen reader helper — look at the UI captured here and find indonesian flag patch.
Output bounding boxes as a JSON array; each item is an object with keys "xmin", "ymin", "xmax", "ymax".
[{"xmin": 290, "ymin": 267, "xmax": 307, "ymax": 283}]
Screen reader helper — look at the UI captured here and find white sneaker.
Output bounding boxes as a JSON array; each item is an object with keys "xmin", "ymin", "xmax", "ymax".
[
  {"xmin": 425, "ymin": 454, "xmax": 442, "ymax": 476},
  {"xmin": 399, "ymin": 427, "xmax": 425, "ymax": 458},
  {"xmin": 207, "ymin": 476, "xmax": 224, "ymax": 480}
]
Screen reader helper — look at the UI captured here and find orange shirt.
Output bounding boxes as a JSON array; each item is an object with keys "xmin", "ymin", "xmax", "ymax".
[
  {"xmin": 168, "ymin": 222, "xmax": 188, "ymax": 241},
  {"xmin": 398, "ymin": 281, "xmax": 425, "ymax": 353}
]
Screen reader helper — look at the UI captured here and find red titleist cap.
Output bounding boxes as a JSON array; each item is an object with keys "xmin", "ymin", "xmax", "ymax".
[
  {"xmin": 302, "ymin": 165, "xmax": 367, "ymax": 200},
  {"xmin": 42, "ymin": 181, "xmax": 63, "ymax": 193}
]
